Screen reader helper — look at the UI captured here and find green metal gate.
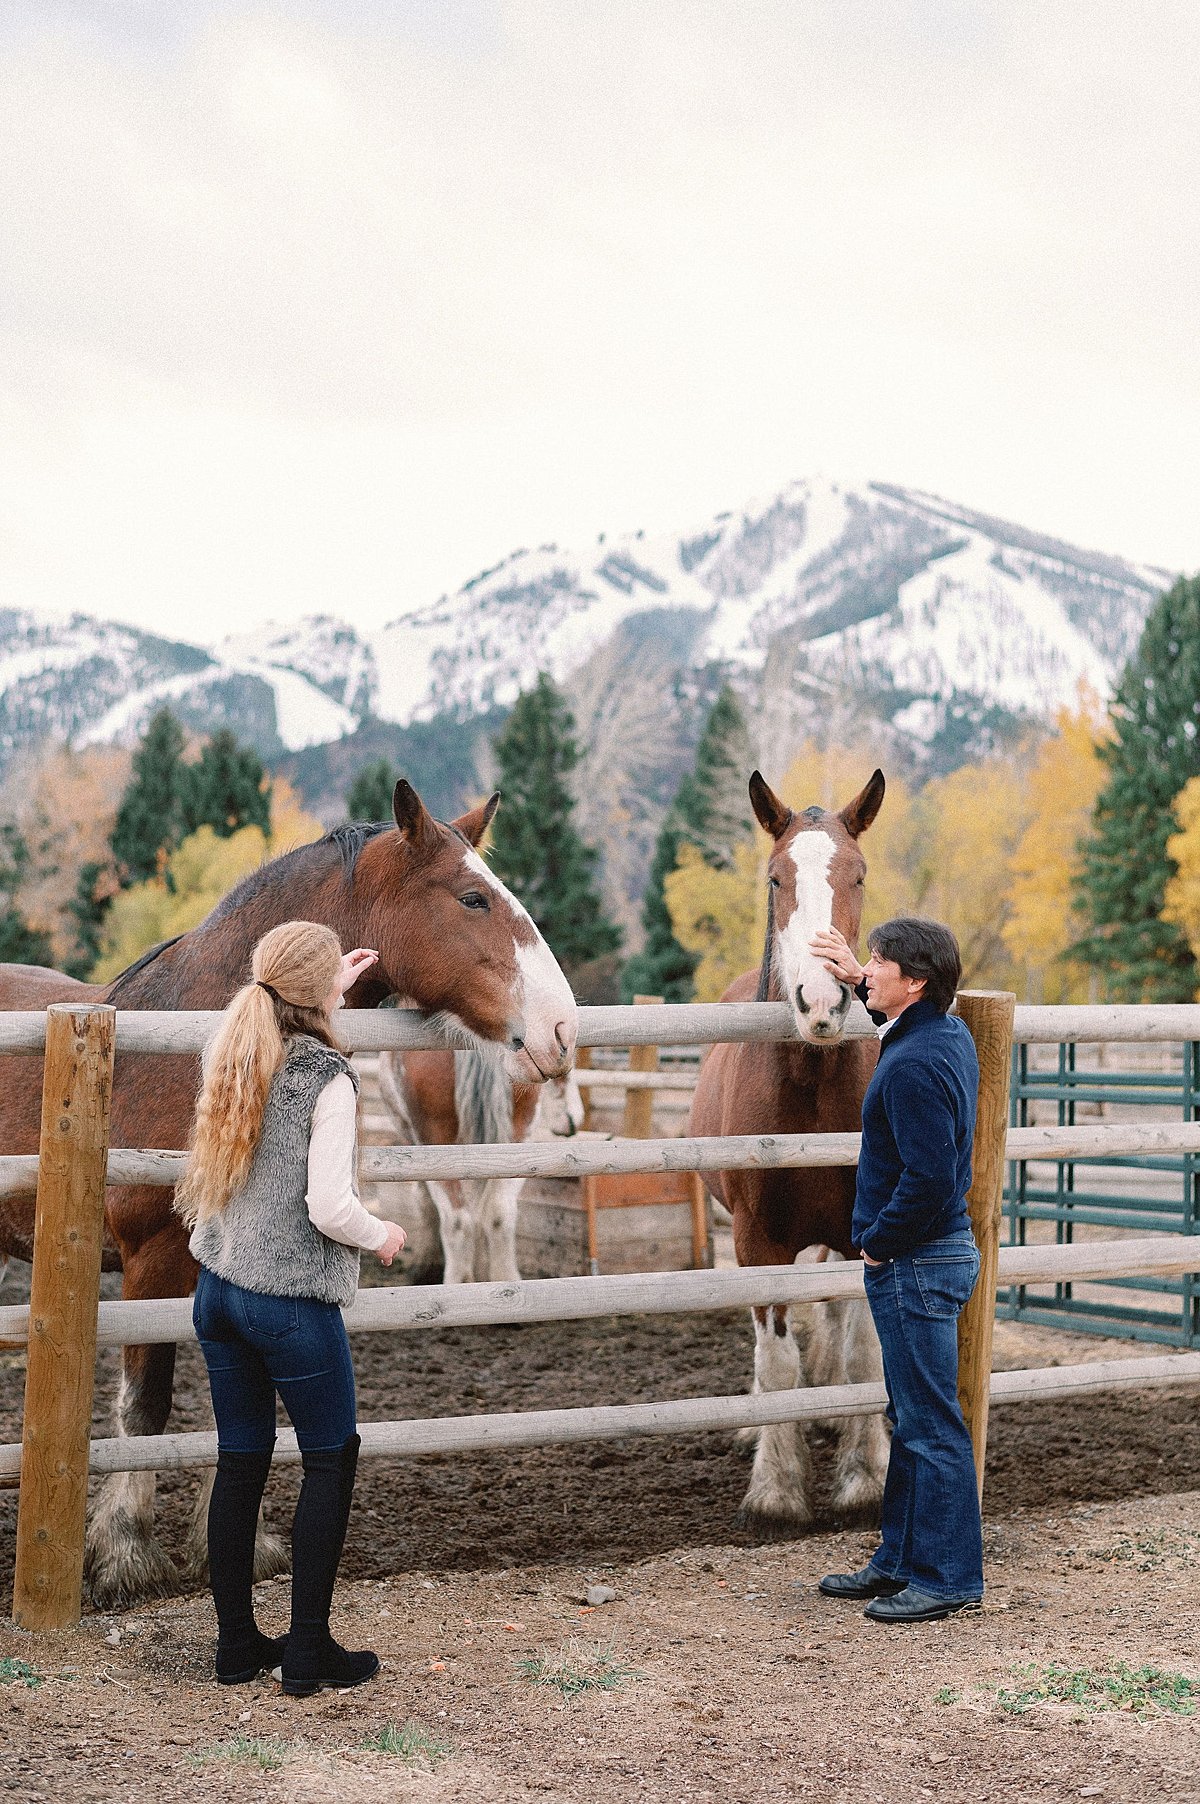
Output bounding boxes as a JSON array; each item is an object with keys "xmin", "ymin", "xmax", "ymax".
[{"xmin": 1001, "ymin": 1041, "xmax": 1200, "ymax": 1346}]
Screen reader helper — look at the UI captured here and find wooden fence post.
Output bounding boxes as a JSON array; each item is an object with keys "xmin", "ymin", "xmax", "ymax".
[
  {"xmin": 622, "ymin": 996, "xmax": 662, "ymax": 1140},
  {"xmin": 954, "ymin": 989, "xmax": 1016, "ymax": 1504},
  {"xmin": 13, "ymin": 1004, "xmax": 116, "ymax": 1631}
]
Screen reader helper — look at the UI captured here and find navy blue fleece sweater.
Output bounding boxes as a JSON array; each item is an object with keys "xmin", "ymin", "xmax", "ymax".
[{"xmin": 851, "ymin": 997, "xmax": 979, "ymax": 1262}]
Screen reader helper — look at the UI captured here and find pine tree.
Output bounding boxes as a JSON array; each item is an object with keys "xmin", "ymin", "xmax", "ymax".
[
  {"xmin": 110, "ymin": 709, "xmax": 186, "ymax": 882},
  {"xmin": 1074, "ymin": 573, "xmax": 1200, "ymax": 1000},
  {"xmin": 488, "ymin": 674, "xmax": 622, "ymax": 973},
  {"xmin": 65, "ymin": 857, "xmax": 122, "ymax": 979},
  {"xmin": 180, "ymin": 729, "xmax": 271, "ymax": 840},
  {"xmin": 346, "ymin": 757, "xmax": 398, "ymax": 822},
  {"xmin": 619, "ymin": 686, "xmax": 752, "ymax": 1002}
]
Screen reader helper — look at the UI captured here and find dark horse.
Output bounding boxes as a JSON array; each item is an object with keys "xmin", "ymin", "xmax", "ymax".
[
  {"xmin": 689, "ymin": 767, "xmax": 889, "ymax": 1529},
  {"xmin": 0, "ymin": 781, "xmax": 577, "ymax": 1606}
]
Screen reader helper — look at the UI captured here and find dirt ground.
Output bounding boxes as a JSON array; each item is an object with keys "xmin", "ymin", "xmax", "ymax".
[{"xmin": 2, "ymin": 1263, "xmax": 1200, "ymax": 1800}]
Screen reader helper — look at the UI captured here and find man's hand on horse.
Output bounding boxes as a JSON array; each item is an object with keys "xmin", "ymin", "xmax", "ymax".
[{"xmin": 809, "ymin": 927, "xmax": 865, "ymax": 986}]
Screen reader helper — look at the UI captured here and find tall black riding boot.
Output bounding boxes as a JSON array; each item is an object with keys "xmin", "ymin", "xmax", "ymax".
[
  {"xmin": 207, "ymin": 1446, "xmax": 287, "ymax": 1684},
  {"xmin": 281, "ymin": 1433, "xmax": 379, "ymax": 1698}
]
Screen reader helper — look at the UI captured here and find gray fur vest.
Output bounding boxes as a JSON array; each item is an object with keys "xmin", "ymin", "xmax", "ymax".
[{"xmin": 189, "ymin": 1036, "xmax": 362, "ymax": 1309}]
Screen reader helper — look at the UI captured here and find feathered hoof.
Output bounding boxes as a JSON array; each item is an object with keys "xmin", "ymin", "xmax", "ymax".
[
  {"xmin": 84, "ymin": 1529, "xmax": 178, "ymax": 1611},
  {"xmin": 735, "ymin": 1488, "xmax": 814, "ymax": 1539},
  {"xmin": 831, "ymin": 1466, "xmax": 886, "ymax": 1518},
  {"xmin": 252, "ymin": 1527, "xmax": 291, "ymax": 1582},
  {"xmin": 733, "ymin": 1424, "xmax": 761, "ymax": 1458}
]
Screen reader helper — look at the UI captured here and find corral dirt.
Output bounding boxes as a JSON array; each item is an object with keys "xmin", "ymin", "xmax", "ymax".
[{"xmin": 2, "ymin": 1265, "xmax": 1199, "ymax": 1799}]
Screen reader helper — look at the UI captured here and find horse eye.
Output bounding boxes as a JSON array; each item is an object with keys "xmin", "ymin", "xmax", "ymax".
[
  {"xmin": 767, "ymin": 875, "xmax": 780, "ymax": 890},
  {"xmin": 856, "ymin": 875, "xmax": 865, "ymax": 887},
  {"xmin": 459, "ymin": 890, "xmax": 489, "ymax": 911}
]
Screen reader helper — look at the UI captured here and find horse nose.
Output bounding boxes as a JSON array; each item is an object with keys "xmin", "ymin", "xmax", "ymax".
[
  {"xmin": 795, "ymin": 986, "xmax": 811, "ymax": 1015},
  {"xmin": 555, "ymin": 1019, "xmax": 573, "ymax": 1056},
  {"xmin": 507, "ymin": 1015, "xmax": 527, "ymax": 1051}
]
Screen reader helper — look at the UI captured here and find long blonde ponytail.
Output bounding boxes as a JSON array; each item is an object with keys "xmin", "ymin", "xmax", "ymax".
[{"xmin": 175, "ymin": 920, "xmax": 344, "ymax": 1226}]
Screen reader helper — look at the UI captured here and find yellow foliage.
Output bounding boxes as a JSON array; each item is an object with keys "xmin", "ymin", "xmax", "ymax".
[
  {"xmin": 1003, "ymin": 701, "xmax": 1107, "ymax": 1000},
  {"xmin": 910, "ymin": 760, "xmax": 1029, "ymax": 990},
  {"xmin": 778, "ymin": 746, "xmax": 923, "ymax": 937},
  {"xmin": 0, "ymin": 743, "xmax": 131, "ymax": 965},
  {"xmin": 664, "ymin": 839, "xmax": 767, "ymax": 1002},
  {"xmin": 92, "ymin": 784, "xmax": 324, "ymax": 982},
  {"xmin": 1163, "ymin": 777, "xmax": 1200, "ymax": 979}
]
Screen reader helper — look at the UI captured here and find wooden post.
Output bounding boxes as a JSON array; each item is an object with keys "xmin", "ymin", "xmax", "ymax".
[
  {"xmin": 954, "ymin": 989, "xmax": 1016, "ymax": 1504},
  {"xmin": 622, "ymin": 995, "xmax": 661, "ymax": 1140},
  {"xmin": 13, "ymin": 1004, "xmax": 116, "ymax": 1631}
]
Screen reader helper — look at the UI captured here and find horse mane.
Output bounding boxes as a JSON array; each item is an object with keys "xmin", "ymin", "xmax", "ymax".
[
  {"xmin": 105, "ymin": 935, "xmax": 186, "ymax": 1000},
  {"xmin": 323, "ymin": 820, "xmax": 394, "ymax": 881},
  {"xmin": 199, "ymin": 819, "xmax": 394, "ymax": 927}
]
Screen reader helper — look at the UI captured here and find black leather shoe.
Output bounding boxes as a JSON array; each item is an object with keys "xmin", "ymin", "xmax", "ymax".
[
  {"xmin": 864, "ymin": 1583, "xmax": 982, "ymax": 1623},
  {"xmin": 818, "ymin": 1564, "xmax": 906, "ymax": 1600}
]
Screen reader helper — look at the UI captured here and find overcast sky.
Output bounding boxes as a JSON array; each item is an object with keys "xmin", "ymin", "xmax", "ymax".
[{"xmin": 2, "ymin": 1, "xmax": 1198, "ymax": 644}]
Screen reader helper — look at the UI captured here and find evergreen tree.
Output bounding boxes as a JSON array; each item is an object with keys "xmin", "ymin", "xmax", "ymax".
[
  {"xmin": 488, "ymin": 673, "xmax": 622, "ymax": 972},
  {"xmin": 110, "ymin": 709, "xmax": 186, "ymax": 882},
  {"xmin": 346, "ymin": 757, "xmax": 398, "ymax": 822},
  {"xmin": 65, "ymin": 858, "xmax": 121, "ymax": 979},
  {"xmin": 619, "ymin": 686, "xmax": 752, "ymax": 1002},
  {"xmin": 620, "ymin": 815, "xmax": 699, "ymax": 1002},
  {"xmin": 1074, "ymin": 573, "xmax": 1200, "ymax": 1000},
  {"xmin": 180, "ymin": 729, "xmax": 271, "ymax": 840},
  {"xmin": 0, "ymin": 826, "xmax": 52, "ymax": 966}
]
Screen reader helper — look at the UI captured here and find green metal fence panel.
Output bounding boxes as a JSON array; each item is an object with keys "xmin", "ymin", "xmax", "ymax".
[{"xmin": 1001, "ymin": 1040, "xmax": 1200, "ymax": 1346}]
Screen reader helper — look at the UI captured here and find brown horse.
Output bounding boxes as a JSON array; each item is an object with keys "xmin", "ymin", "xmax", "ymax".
[
  {"xmin": 376, "ymin": 1047, "xmax": 583, "ymax": 1283},
  {"xmin": 689, "ymin": 767, "xmax": 890, "ymax": 1529},
  {"xmin": 0, "ymin": 781, "xmax": 577, "ymax": 1607}
]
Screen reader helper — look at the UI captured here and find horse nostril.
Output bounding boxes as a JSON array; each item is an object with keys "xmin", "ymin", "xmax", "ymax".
[
  {"xmin": 554, "ymin": 1020, "xmax": 571, "ymax": 1054},
  {"xmin": 507, "ymin": 1016, "xmax": 527, "ymax": 1052},
  {"xmin": 795, "ymin": 988, "xmax": 811, "ymax": 1015}
]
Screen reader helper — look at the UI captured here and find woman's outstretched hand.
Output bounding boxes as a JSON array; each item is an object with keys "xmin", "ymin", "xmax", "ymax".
[
  {"xmin": 336, "ymin": 947, "xmax": 379, "ymax": 1001},
  {"xmin": 809, "ymin": 927, "xmax": 865, "ymax": 987},
  {"xmin": 376, "ymin": 1223, "xmax": 407, "ymax": 1265}
]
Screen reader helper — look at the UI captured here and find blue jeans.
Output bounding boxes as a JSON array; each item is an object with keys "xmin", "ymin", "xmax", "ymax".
[
  {"xmin": 863, "ymin": 1230, "xmax": 984, "ymax": 1600},
  {"xmin": 193, "ymin": 1266, "xmax": 357, "ymax": 1455}
]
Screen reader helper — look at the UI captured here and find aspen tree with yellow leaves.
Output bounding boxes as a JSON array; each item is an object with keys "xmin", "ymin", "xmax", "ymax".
[{"xmin": 1004, "ymin": 698, "xmax": 1107, "ymax": 1000}]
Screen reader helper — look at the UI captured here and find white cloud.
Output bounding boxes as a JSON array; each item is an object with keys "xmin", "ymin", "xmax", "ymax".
[{"xmin": 0, "ymin": 0, "xmax": 1197, "ymax": 639}]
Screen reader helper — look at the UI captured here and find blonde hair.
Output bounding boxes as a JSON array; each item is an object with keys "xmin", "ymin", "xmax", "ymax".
[{"xmin": 175, "ymin": 920, "xmax": 344, "ymax": 1226}]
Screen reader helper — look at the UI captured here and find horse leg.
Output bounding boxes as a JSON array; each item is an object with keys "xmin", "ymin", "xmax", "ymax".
[
  {"xmin": 738, "ymin": 1303, "xmax": 814, "ymax": 1530},
  {"xmin": 84, "ymin": 1341, "xmax": 180, "ymax": 1608},
  {"xmin": 830, "ymin": 1287, "xmax": 889, "ymax": 1515},
  {"xmin": 476, "ymin": 1177, "xmax": 525, "ymax": 1283},
  {"xmin": 425, "ymin": 1178, "xmax": 476, "ymax": 1285}
]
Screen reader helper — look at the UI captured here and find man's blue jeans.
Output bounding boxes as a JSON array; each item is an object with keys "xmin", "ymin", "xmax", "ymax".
[
  {"xmin": 863, "ymin": 1230, "xmax": 984, "ymax": 1600},
  {"xmin": 193, "ymin": 1266, "xmax": 357, "ymax": 1455}
]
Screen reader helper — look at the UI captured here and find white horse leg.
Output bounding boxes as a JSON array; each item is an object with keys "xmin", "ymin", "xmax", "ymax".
[
  {"xmin": 180, "ymin": 1406, "xmax": 289, "ymax": 1588},
  {"xmin": 426, "ymin": 1178, "xmax": 476, "ymax": 1285},
  {"xmin": 831, "ymin": 1290, "xmax": 889, "ymax": 1514},
  {"xmin": 475, "ymin": 1176, "xmax": 525, "ymax": 1283},
  {"xmin": 739, "ymin": 1305, "xmax": 813, "ymax": 1529}
]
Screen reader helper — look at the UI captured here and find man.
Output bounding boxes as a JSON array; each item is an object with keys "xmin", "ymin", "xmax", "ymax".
[{"xmin": 809, "ymin": 915, "xmax": 983, "ymax": 1623}]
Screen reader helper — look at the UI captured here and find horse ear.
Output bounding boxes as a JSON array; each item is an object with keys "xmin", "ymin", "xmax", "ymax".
[
  {"xmin": 392, "ymin": 779, "xmax": 436, "ymax": 850},
  {"xmin": 838, "ymin": 769, "xmax": 886, "ymax": 840},
  {"xmin": 453, "ymin": 792, "xmax": 501, "ymax": 849},
  {"xmin": 748, "ymin": 770, "xmax": 793, "ymax": 841}
]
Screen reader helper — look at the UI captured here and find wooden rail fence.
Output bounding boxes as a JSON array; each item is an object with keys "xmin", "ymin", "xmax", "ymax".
[{"xmin": 4, "ymin": 994, "xmax": 1200, "ymax": 1630}]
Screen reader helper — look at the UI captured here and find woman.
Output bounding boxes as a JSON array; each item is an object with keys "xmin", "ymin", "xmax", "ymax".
[{"xmin": 176, "ymin": 919, "xmax": 406, "ymax": 1695}]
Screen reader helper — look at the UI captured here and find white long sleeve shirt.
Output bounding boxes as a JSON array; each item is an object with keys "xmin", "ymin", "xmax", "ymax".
[{"xmin": 305, "ymin": 1073, "xmax": 389, "ymax": 1253}]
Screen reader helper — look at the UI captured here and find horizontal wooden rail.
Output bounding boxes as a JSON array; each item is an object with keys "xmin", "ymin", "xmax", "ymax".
[
  {"xmin": 575, "ymin": 1069, "xmax": 698, "ymax": 1090},
  {"xmin": 3, "ymin": 1118, "xmax": 1200, "ymax": 1201},
  {"xmin": 6, "ymin": 1000, "xmax": 1200, "ymax": 1057},
  {"xmin": 1, "ymin": 1351, "xmax": 1196, "ymax": 1480},
  {"xmin": 1, "ymin": 1237, "xmax": 1195, "ymax": 1351}
]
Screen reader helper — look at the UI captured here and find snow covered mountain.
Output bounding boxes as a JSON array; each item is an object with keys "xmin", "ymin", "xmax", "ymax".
[
  {"xmin": 0, "ymin": 479, "xmax": 1171, "ymax": 799},
  {"xmin": 373, "ymin": 477, "xmax": 1168, "ymax": 770}
]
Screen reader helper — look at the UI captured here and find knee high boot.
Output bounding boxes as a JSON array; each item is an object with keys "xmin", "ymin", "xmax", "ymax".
[
  {"xmin": 207, "ymin": 1447, "xmax": 287, "ymax": 1684},
  {"xmin": 281, "ymin": 1433, "xmax": 379, "ymax": 1697}
]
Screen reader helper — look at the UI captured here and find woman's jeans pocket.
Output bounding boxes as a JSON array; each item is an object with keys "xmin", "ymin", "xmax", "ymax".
[
  {"xmin": 237, "ymin": 1288, "xmax": 299, "ymax": 1340},
  {"xmin": 911, "ymin": 1252, "xmax": 980, "ymax": 1319}
]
